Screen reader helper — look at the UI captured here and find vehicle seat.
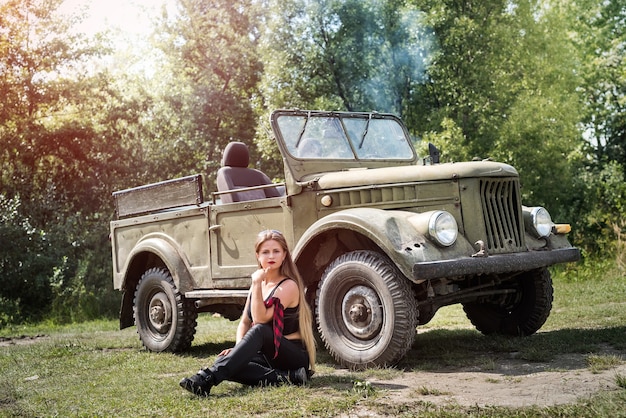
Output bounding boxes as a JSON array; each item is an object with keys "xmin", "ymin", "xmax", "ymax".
[{"xmin": 216, "ymin": 142, "xmax": 281, "ymax": 203}]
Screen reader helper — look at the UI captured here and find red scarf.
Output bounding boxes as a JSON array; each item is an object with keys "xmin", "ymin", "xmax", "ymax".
[{"xmin": 264, "ymin": 297, "xmax": 284, "ymax": 359}]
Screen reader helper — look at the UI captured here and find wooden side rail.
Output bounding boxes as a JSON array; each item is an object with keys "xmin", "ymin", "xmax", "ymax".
[{"xmin": 113, "ymin": 174, "xmax": 204, "ymax": 219}]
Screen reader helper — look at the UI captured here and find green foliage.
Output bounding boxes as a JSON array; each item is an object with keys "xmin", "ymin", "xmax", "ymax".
[
  {"xmin": 257, "ymin": 1, "xmax": 434, "ymax": 112},
  {"xmin": 564, "ymin": 161, "xmax": 626, "ymax": 259},
  {"xmin": 150, "ymin": 0, "xmax": 263, "ymax": 190},
  {"xmin": 411, "ymin": 0, "xmax": 516, "ymax": 156},
  {"xmin": 412, "ymin": 0, "xmax": 583, "ymax": 216},
  {"xmin": 255, "ymin": 0, "xmax": 438, "ymax": 165},
  {"xmin": 420, "ymin": 117, "xmax": 469, "ymax": 160},
  {"xmin": 0, "ymin": 195, "xmax": 54, "ymax": 325},
  {"xmin": 574, "ymin": 0, "xmax": 626, "ymax": 169},
  {"xmin": 0, "ymin": 0, "xmax": 125, "ymax": 324},
  {"xmin": 0, "ymin": 195, "xmax": 119, "ymax": 325}
]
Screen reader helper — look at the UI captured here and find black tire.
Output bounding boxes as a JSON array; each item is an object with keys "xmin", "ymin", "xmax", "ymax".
[
  {"xmin": 463, "ymin": 268, "xmax": 553, "ymax": 336},
  {"xmin": 133, "ymin": 267, "xmax": 197, "ymax": 352},
  {"xmin": 316, "ymin": 250, "xmax": 418, "ymax": 370}
]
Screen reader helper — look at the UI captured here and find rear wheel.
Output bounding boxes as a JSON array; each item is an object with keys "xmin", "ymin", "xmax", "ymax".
[
  {"xmin": 316, "ymin": 250, "xmax": 418, "ymax": 370},
  {"xmin": 463, "ymin": 268, "xmax": 553, "ymax": 336},
  {"xmin": 133, "ymin": 267, "xmax": 197, "ymax": 352}
]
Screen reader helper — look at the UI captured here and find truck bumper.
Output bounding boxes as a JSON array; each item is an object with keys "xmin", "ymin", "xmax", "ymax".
[{"xmin": 413, "ymin": 247, "xmax": 581, "ymax": 281}]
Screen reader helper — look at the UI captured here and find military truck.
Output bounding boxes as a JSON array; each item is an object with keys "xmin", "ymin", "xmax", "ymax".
[{"xmin": 110, "ymin": 109, "xmax": 580, "ymax": 369}]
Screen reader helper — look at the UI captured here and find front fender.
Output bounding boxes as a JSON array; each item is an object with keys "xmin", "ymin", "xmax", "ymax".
[{"xmin": 294, "ymin": 208, "xmax": 476, "ymax": 284}]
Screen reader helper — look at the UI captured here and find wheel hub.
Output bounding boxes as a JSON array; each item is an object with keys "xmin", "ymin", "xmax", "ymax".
[
  {"xmin": 148, "ymin": 291, "xmax": 172, "ymax": 333},
  {"xmin": 342, "ymin": 285, "xmax": 383, "ymax": 340},
  {"xmin": 349, "ymin": 303, "xmax": 368, "ymax": 322}
]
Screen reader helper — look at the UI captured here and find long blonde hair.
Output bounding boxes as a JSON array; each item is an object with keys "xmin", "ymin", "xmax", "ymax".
[{"xmin": 255, "ymin": 230, "xmax": 316, "ymax": 372}]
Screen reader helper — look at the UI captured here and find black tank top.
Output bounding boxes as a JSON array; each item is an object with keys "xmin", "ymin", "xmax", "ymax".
[{"xmin": 247, "ymin": 278, "xmax": 300, "ymax": 335}]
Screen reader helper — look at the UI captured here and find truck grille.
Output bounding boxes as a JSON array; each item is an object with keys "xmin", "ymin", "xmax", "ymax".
[
  {"xmin": 319, "ymin": 181, "xmax": 459, "ymax": 210},
  {"xmin": 480, "ymin": 179, "xmax": 524, "ymax": 253}
]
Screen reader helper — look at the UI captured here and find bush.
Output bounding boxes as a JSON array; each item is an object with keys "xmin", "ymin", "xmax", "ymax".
[
  {"xmin": 0, "ymin": 195, "xmax": 55, "ymax": 325},
  {"xmin": 612, "ymin": 220, "xmax": 626, "ymax": 273},
  {"xmin": 565, "ymin": 161, "xmax": 626, "ymax": 262},
  {"xmin": 0, "ymin": 194, "xmax": 119, "ymax": 326}
]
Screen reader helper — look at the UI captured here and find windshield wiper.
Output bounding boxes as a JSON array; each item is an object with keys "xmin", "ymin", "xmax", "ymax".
[
  {"xmin": 295, "ymin": 111, "xmax": 311, "ymax": 148},
  {"xmin": 358, "ymin": 113, "xmax": 372, "ymax": 149}
]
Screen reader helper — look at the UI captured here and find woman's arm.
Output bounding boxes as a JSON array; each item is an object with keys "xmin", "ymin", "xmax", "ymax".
[
  {"xmin": 236, "ymin": 311, "xmax": 252, "ymax": 343},
  {"xmin": 249, "ymin": 269, "xmax": 267, "ymax": 324},
  {"xmin": 249, "ymin": 270, "xmax": 299, "ymax": 325}
]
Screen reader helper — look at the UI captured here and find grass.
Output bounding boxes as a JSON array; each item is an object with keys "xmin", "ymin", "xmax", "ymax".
[
  {"xmin": 587, "ymin": 354, "xmax": 624, "ymax": 374},
  {"xmin": 0, "ymin": 323, "xmax": 363, "ymax": 417},
  {"xmin": 417, "ymin": 386, "xmax": 449, "ymax": 396},
  {"xmin": 1, "ymin": 264, "xmax": 625, "ymax": 417}
]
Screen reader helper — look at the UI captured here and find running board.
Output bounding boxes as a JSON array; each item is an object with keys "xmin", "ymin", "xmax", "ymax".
[{"xmin": 185, "ymin": 289, "xmax": 249, "ymax": 307}]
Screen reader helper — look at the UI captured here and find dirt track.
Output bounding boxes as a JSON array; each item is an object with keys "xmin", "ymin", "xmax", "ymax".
[
  {"xmin": 334, "ymin": 346, "xmax": 626, "ymax": 414},
  {"xmin": 371, "ymin": 357, "xmax": 624, "ymax": 408}
]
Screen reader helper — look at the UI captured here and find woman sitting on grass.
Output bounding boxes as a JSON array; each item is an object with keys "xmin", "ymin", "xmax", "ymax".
[{"xmin": 180, "ymin": 229, "xmax": 316, "ymax": 396}]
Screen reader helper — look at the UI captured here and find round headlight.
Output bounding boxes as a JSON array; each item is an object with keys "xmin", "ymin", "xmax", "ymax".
[
  {"xmin": 428, "ymin": 211, "xmax": 458, "ymax": 247},
  {"xmin": 531, "ymin": 207, "xmax": 554, "ymax": 238}
]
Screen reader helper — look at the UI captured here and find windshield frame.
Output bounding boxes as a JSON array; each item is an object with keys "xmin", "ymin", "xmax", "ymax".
[
  {"xmin": 274, "ymin": 111, "xmax": 416, "ymax": 161},
  {"xmin": 270, "ymin": 110, "xmax": 419, "ymax": 183}
]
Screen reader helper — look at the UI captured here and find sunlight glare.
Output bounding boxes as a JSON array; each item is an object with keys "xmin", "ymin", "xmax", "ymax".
[{"xmin": 59, "ymin": 0, "xmax": 170, "ymax": 37}]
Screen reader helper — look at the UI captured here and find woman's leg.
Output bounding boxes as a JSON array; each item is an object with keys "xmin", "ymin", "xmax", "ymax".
[
  {"xmin": 180, "ymin": 324, "xmax": 272, "ymax": 396},
  {"xmin": 227, "ymin": 339, "xmax": 310, "ymax": 387},
  {"xmin": 210, "ymin": 324, "xmax": 309, "ymax": 386},
  {"xmin": 208, "ymin": 323, "xmax": 274, "ymax": 384},
  {"xmin": 271, "ymin": 338, "xmax": 309, "ymax": 371},
  {"xmin": 223, "ymin": 354, "xmax": 276, "ymax": 386},
  {"xmin": 181, "ymin": 323, "xmax": 310, "ymax": 394}
]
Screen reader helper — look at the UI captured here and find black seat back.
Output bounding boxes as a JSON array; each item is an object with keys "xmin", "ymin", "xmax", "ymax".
[{"xmin": 216, "ymin": 142, "xmax": 280, "ymax": 203}]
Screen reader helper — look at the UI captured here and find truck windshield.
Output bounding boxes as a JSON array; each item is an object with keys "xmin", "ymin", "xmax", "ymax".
[{"xmin": 277, "ymin": 114, "xmax": 414, "ymax": 160}]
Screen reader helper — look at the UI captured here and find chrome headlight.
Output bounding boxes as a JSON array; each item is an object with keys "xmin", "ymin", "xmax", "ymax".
[
  {"xmin": 428, "ymin": 211, "xmax": 458, "ymax": 247},
  {"xmin": 528, "ymin": 207, "xmax": 554, "ymax": 238}
]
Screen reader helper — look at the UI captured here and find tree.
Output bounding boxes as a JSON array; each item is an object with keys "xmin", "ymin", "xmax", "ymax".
[
  {"xmin": 563, "ymin": 0, "xmax": 626, "ymax": 258},
  {"xmin": 576, "ymin": 0, "xmax": 625, "ymax": 168},
  {"xmin": 0, "ymin": 0, "xmax": 136, "ymax": 322},
  {"xmin": 491, "ymin": 1, "xmax": 583, "ymax": 213},
  {"xmin": 412, "ymin": 0, "xmax": 583, "ymax": 217},
  {"xmin": 256, "ymin": 0, "xmax": 435, "ymax": 154},
  {"xmin": 0, "ymin": 195, "xmax": 54, "ymax": 324},
  {"xmin": 150, "ymin": 0, "xmax": 263, "ymax": 190}
]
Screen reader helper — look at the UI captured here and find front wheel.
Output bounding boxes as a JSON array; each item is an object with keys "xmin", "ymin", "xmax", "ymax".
[
  {"xmin": 133, "ymin": 267, "xmax": 197, "ymax": 352},
  {"xmin": 316, "ymin": 250, "xmax": 418, "ymax": 370},
  {"xmin": 463, "ymin": 268, "xmax": 553, "ymax": 336}
]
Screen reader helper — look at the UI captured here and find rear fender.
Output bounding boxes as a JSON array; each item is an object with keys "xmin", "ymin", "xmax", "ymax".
[{"xmin": 118, "ymin": 234, "xmax": 195, "ymax": 329}]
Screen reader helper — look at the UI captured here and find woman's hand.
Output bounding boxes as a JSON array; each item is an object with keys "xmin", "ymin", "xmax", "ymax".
[
  {"xmin": 218, "ymin": 347, "xmax": 233, "ymax": 357},
  {"xmin": 251, "ymin": 267, "xmax": 269, "ymax": 285}
]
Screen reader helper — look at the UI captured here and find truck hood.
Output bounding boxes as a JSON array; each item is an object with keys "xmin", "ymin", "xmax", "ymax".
[{"xmin": 316, "ymin": 161, "xmax": 518, "ymax": 189}]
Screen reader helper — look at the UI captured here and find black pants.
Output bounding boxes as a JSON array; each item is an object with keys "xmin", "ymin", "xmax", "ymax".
[{"xmin": 208, "ymin": 323, "xmax": 309, "ymax": 387}]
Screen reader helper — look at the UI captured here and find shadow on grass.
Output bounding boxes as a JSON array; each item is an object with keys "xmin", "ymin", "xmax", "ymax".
[
  {"xmin": 401, "ymin": 325, "xmax": 626, "ymax": 373},
  {"xmin": 177, "ymin": 325, "xmax": 626, "ymax": 385},
  {"xmin": 182, "ymin": 340, "xmax": 235, "ymax": 358}
]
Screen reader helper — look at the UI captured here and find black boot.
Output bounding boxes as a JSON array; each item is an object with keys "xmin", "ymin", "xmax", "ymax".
[
  {"xmin": 179, "ymin": 369, "xmax": 215, "ymax": 397},
  {"xmin": 277, "ymin": 367, "xmax": 310, "ymax": 386}
]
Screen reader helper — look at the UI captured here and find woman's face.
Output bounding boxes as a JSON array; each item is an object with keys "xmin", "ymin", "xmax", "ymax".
[{"xmin": 256, "ymin": 239, "xmax": 286, "ymax": 272}]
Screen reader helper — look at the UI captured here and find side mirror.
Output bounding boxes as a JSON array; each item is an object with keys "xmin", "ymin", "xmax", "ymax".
[{"xmin": 428, "ymin": 143, "xmax": 440, "ymax": 164}]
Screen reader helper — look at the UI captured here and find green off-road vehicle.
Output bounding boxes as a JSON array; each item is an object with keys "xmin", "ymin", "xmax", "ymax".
[{"xmin": 110, "ymin": 109, "xmax": 580, "ymax": 369}]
